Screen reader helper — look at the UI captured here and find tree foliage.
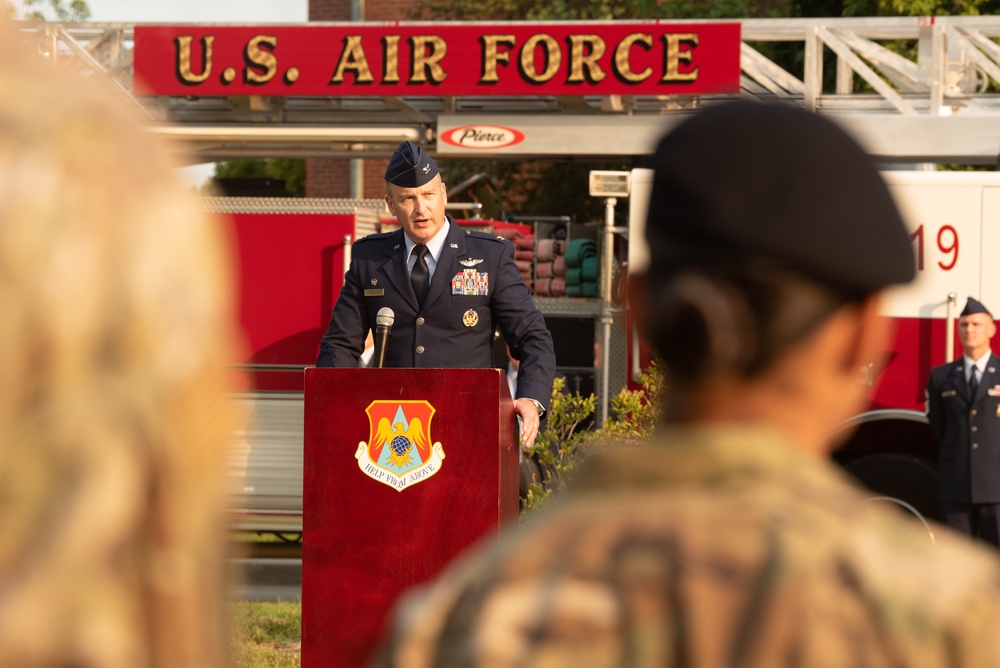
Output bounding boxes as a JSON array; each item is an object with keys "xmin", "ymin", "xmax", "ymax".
[
  {"xmin": 415, "ymin": 0, "xmax": 790, "ymax": 20},
  {"xmin": 22, "ymin": 0, "xmax": 90, "ymax": 21},
  {"xmin": 441, "ymin": 159, "xmax": 636, "ymax": 223},
  {"xmin": 838, "ymin": 0, "xmax": 991, "ymax": 16},
  {"xmin": 212, "ymin": 158, "xmax": 306, "ymax": 198}
]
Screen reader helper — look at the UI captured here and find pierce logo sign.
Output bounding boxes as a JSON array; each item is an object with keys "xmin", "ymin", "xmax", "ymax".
[{"xmin": 441, "ymin": 125, "xmax": 525, "ymax": 150}]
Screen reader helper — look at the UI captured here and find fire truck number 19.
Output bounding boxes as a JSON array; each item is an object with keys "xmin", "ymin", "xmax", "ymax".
[{"xmin": 910, "ymin": 224, "xmax": 959, "ymax": 271}]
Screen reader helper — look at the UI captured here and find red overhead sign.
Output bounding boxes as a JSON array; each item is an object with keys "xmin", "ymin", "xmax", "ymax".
[{"xmin": 133, "ymin": 23, "xmax": 741, "ymax": 97}]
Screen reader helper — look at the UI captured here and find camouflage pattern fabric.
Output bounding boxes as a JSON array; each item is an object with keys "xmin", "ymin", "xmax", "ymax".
[{"xmin": 377, "ymin": 427, "xmax": 1000, "ymax": 667}]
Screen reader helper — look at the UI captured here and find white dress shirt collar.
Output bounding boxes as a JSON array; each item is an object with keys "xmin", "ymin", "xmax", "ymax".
[
  {"xmin": 403, "ymin": 218, "xmax": 451, "ymax": 266},
  {"xmin": 964, "ymin": 351, "xmax": 992, "ymax": 382}
]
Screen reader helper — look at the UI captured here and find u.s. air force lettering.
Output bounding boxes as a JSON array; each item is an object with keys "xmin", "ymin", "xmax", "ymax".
[
  {"xmin": 355, "ymin": 400, "xmax": 446, "ymax": 492},
  {"xmin": 134, "ymin": 23, "xmax": 740, "ymax": 98}
]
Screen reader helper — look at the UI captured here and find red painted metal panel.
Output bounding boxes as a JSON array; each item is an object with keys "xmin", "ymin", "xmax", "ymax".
[{"xmin": 232, "ymin": 212, "xmax": 355, "ymax": 391}]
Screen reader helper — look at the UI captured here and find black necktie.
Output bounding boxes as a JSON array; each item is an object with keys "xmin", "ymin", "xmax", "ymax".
[
  {"xmin": 971, "ymin": 365, "xmax": 980, "ymax": 395},
  {"xmin": 411, "ymin": 244, "xmax": 429, "ymax": 307}
]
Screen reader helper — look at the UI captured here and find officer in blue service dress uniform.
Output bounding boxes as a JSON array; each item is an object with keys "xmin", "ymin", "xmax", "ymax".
[
  {"xmin": 927, "ymin": 296, "xmax": 1000, "ymax": 546},
  {"xmin": 317, "ymin": 141, "xmax": 555, "ymax": 447}
]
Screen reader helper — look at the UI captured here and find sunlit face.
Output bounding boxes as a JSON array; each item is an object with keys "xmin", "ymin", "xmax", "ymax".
[
  {"xmin": 385, "ymin": 176, "xmax": 448, "ymax": 245},
  {"xmin": 959, "ymin": 312, "xmax": 996, "ymax": 355}
]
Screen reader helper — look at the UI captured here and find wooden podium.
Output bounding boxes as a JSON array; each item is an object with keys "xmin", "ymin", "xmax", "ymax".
[{"xmin": 301, "ymin": 367, "xmax": 520, "ymax": 667}]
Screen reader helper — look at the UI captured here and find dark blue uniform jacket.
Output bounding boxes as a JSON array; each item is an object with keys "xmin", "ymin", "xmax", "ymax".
[
  {"xmin": 317, "ymin": 220, "xmax": 556, "ymax": 408},
  {"xmin": 927, "ymin": 353, "xmax": 1000, "ymax": 503}
]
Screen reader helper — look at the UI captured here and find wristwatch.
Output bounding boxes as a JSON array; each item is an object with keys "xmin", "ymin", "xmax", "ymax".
[{"xmin": 529, "ymin": 399, "xmax": 545, "ymax": 418}]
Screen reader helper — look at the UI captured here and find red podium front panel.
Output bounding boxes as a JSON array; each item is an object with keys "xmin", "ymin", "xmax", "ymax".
[{"xmin": 302, "ymin": 368, "xmax": 519, "ymax": 667}]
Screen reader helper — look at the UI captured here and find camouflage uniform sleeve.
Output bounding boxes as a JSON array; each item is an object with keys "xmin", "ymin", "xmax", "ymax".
[{"xmin": 375, "ymin": 440, "xmax": 1000, "ymax": 668}]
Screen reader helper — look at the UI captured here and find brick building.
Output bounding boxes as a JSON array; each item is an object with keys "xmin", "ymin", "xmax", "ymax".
[{"xmin": 306, "ymin": 0, "xmax": 421, "ymax": 198}]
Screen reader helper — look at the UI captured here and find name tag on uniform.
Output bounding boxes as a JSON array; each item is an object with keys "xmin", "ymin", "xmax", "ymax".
[
  {"xmin": 364, "ymin": 289, "xmax": 385, "ymax": 297},
  {"xmin": 941, "ymin": 390, "xmax": 957, "ymax": 397}
]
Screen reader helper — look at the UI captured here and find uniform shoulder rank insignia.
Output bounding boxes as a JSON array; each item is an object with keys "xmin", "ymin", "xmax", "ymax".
[
  {"xmin": 358, "ymin": 231, "xmax": 393, "ymax": 242},
  {"xmin": 467, "ymin": 230, "xmax": 506, "ymax": 243},
  {"xmin": 460, "ymin": 258, "xmax": 484, "ymax": 267}
]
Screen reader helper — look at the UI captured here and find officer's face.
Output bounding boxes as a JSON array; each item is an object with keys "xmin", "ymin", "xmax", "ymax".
[
  {"xmin": 385, "ymin": 176, "xmax": 448, "ymax": 245},
  {"xmin": 959, "ymin": 313, "xmax": 996, "ymax": 352}
]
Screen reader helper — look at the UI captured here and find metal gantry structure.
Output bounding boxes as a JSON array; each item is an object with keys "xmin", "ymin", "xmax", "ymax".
[{"xmin": 19, "ymin": 16, "xmax": 1000, "ymax": 165}]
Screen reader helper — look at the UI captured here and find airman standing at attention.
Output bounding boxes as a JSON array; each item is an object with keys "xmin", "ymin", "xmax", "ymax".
[
  {"xmin": 374, "ymin": 102, "xmax": 1000, "ymax": 667},
  {"xmin": 927, "ymin": 296, "xmax": 1000, "ymax": 546}
]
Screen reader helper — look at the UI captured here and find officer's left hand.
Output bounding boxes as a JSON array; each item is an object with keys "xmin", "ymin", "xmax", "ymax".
[{"xmin": 514, "ymin": 398, "xmax": 540, "ymax": 449}]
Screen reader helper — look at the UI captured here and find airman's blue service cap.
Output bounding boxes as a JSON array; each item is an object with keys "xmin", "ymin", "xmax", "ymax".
[
  {"xmin": 962, "ymin": 297, "xmax": 992, "ymax": 317},
  {"xmin": 385, "ymin": 141, "xmax": 439, "ymax": 187}
]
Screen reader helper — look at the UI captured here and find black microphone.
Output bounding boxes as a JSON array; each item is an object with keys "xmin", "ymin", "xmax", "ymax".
[{"xmin": 373, "ymin": 307, "xmax": 394, "ymax": 368}]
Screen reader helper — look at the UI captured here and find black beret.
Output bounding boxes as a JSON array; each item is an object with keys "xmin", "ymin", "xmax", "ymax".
[
  {"xmin": 961, "ymin": 297, "xmax": 992, "ymax": 317},
  {"xmin": 644, "ymin": 101, "xmax": 916, "ymax": 297},
  {"xmin": 385, "ymin": 141, "xmax": 439, "ymax": 187}
]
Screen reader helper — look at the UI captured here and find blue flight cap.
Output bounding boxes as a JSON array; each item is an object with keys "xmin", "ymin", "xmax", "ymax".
[
  {"xmin": 961, "ymin": 297, "xmax": 992, "ymax": 318},
  {"xmin": 385, "ymin": 141, "xmax": 440, "ymax": 187}
]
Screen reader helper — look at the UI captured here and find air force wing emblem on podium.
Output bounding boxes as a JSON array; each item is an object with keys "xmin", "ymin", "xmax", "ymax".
[{"xmin": 356, "ymin": 400, "xmax": 445, "ymax": 491}]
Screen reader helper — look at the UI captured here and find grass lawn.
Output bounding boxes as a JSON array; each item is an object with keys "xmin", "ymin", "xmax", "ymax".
[{"xmin": 231, "ymin": 600, "xmax": 301, "ymax": 668}]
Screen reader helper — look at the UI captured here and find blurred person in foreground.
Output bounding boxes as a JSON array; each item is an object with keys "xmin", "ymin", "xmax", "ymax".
[
  {"xmin": 0, "ymin": 23, "xmax": 238, "ymax": 668},
  {"xmin": 375, "ymin": 102, "xmax": 1000, "ymax": 667}
]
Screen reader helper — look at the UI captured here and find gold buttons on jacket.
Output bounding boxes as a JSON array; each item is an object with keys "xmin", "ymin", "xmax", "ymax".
[
  {"xmin": 416, "ymin": 346, "xmax": 425, "ymax": 354},
  {"xmin": 416, "ymin": 317, "xmax": 425, "ymax": 325},
  {"xmin": 973, "ymin": 443, "xmax": 980, "ymax": 449}
]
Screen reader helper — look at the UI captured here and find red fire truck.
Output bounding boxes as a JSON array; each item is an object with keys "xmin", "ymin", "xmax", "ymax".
[
  {"xmin": 631, "ymin": 168, "xmax": 1000, "ymax": 525},
  {"xmin": 228, "ymin": 168, "xmax": 1000, "ymax": 536}
]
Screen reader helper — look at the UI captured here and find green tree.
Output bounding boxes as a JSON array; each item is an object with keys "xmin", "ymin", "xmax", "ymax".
[
  {"xmin": 22, "ymin": 0, "xmax": 90, "ymax": 21},
  {"xmin": 212, "ymin": 158, "xmax": 306, "ymax": 198},
  {"xmin": 440, "ymin": 159, "xmax": 637, "ymax": 223},
  {"xmin": 821, "ymin": 0, "xmax": 988, "ymax": 16},
  {"xmin": 416, "ymin": 0, "xmax": 790, "ymax": 20}
]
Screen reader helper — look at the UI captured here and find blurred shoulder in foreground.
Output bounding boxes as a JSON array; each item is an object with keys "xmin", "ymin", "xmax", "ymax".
[{"xmin": 0, "ymin": 21, "xmax": 239, "ymax": 668}]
